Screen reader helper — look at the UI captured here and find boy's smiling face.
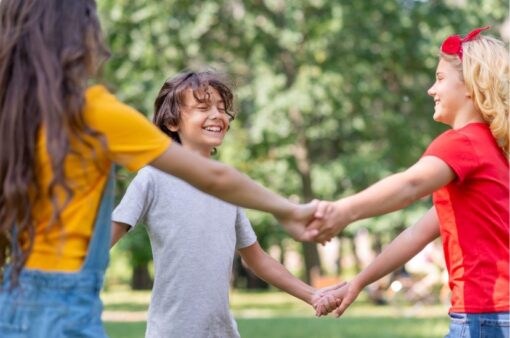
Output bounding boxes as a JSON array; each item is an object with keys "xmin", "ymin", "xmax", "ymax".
[{"xmin": 166, "ymin": 86, "xmax": 231, "ymax": 157}]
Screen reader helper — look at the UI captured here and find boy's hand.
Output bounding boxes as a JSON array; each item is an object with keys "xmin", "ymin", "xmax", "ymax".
[
  {"xmin": 309, "ymin": 199, "xmax": 356, "ymax": 244},
  {"xmin": 313, "ymin": 282, "xmax": 347, "ymax": 316},
  {"xmin": 277, "ymin": 200, "xmax": 321, "ymax": 242},
  {"xmin": 314, "ymin": 281, "xmax": 362, "ymax": 317}
]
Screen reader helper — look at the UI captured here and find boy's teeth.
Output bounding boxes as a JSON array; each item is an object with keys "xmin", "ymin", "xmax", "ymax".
[{"xmin": 205, "ymin": 127, "xmax": 221, "ymax": 132}]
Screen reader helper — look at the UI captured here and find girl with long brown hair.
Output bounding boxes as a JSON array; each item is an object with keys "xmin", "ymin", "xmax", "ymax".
[{"xmin": 0, "ymin": 1, "xmax": 319, "ymax": 336}]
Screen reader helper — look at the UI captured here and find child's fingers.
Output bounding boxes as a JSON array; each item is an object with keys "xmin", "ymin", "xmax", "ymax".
[
  {"xmin": 313, "ymin": 201, "xmax": 329, "ymax": 218},
  {"xmin": 315, "ymin": 303, "xmax": 324, "ymax": 317},
  {"xmin": 324, "ymin": 295, "xmax": 338, "ymax": 313},
  {"xmin": 333, "ymin": 297, "xmax": 351, "ymax": 318}
]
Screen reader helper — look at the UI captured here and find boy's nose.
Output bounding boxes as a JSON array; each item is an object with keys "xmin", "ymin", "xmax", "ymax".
[
  {"xmin": 427, "ymin": 85, "xmax": 435, "ymax": 96},
  {"xmin": 209, "ymin": 107, "xmax": 220, "ymax": 118}
]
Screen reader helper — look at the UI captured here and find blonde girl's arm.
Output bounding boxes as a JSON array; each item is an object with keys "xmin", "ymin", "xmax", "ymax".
[
  {"xmin": 332, "ymin": 207, "xmax": 441, "ymax": 317},
  {"xmin": 238, "ymin": 242, "xmax": 320, "ymax": 305},
  {"xmin": 150, "ymin": 144, "xmax": 319, "ymax": 241},
  {"xmin": 313, "ymin": 156, "xmax": 454, "ymax": 242}
]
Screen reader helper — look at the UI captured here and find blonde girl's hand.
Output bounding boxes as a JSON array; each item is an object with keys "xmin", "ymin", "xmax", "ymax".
[
  {"xmin": 277, "ymin": 200, "xmax": 320, "ymax": 242},
  {"xmin": 309, "ymin": 198, "xmax": 355, "ymax": 244},
  {"xmin": 313, "ymin": 282, "xmax": 344, "ymax": 316},
  {"xmin": 313, "ymin": 283, "xmax": 348, "ymax": 317},
  {"xmin": 331, "ymin": 280, "xmax": 362, "ymax": 318}
]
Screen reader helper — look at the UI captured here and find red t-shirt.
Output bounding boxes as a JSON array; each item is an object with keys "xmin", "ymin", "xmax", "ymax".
[{"xmin": 424, "ymin": 123, "xmax": 509, "ymax": 313}]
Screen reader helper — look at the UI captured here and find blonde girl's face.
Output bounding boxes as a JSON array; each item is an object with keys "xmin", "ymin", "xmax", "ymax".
[
  {"xmin": 167, "ymin": 87, "xmax": 231, "ymax": 157},
  {"xmin": 427, "ymin": 59, "xmax": 472, "ymax": 127}
]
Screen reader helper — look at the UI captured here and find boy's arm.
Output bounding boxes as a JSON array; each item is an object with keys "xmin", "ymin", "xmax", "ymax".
[
  {"xmin": 312, "ymin": 156, "xmax": 454, "ymax": 242},
  {"xmin": 332, "ymin": 207, "xmax": 440, "ymax": 317},
  {"xmin": 111, "ymin": 169, "xmax": 152, "ymax": 248},
  {"xmin": 150, "ymin": 145, "xmax": 319, "ymax": 241},
  {"xmin": 238, "ymin": 242, "xmax": 319, "ymax": 305},
  {"xmin": 110, "ymin": 221, "xmax": 131, "ymax": 248}
]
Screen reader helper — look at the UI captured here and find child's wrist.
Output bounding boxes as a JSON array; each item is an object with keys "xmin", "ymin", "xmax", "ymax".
[
  {"xmin": 306, "ymin": 287, "xmax": 321, "ymax": 305},
  {"xmin": 273, "ymin": 199, "xmax": 296, "ymax": 220}
]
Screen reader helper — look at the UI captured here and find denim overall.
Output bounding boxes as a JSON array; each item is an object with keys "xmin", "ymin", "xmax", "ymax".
[{"xmin": 0, "ymin": 171, "xmax": 114, "ymax": 337}]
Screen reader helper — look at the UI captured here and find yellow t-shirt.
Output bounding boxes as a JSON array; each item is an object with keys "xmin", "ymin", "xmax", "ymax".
[{"xmin": 25, "ymin": 85, "xmax": 171, "ymax": 271}]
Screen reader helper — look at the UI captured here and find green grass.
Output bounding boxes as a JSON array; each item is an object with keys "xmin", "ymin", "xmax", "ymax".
[
  {"xmin": 104, "ymin": 322, "xmax": 147, "ymax": 338},
  {"xmin": 102, "ymin": 290, "xmax": 450, "ymax": 338}
]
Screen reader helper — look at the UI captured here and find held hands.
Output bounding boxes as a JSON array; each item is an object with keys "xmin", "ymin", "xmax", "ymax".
[
  {"xmin": 278, "ymin": 197, "xmax": 356, "ymax": 244},
  {"xmin": 309, "ymin": 199, "xmax": 356, "ymax": 244},
  {"xmin": 277, "ymin": 200, "xmax": 323, "ymax": 242},
  {"xmin": 313, "ymin": 281, "xmax": 361, "ymax": 318}
]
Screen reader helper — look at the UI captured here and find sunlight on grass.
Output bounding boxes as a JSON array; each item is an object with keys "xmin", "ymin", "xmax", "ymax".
[{"xmin": 102, "ymin": 289, "xmax": 450, "ymax": 338}]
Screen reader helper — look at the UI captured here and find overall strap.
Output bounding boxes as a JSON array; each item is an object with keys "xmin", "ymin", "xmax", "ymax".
[{"xmin": 80, "ymin": 168, "xmax": 115, "ymax": 272}]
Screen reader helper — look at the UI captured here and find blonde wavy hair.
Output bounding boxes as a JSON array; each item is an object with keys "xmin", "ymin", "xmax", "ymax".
[{"xmin": 440, "ymin": 35, "xmax": 509, "ymax": 158}]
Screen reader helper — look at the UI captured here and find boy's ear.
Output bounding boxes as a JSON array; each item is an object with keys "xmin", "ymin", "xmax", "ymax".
[{"xmin": 165, "ymin": 122, "xmax": 179, "ymax": 132}]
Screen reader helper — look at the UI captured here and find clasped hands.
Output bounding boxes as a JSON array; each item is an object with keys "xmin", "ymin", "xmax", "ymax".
[
  {"xmin": 278, "ymin": 197, "xmax": 360, "ymax": 317},
  {"xmin": 311, "ymin": 280, "xmax": 361, "ymax": 318},
  {"xmin": 279, "ymin": 198, "xmax": 355, "ymax": 245}
]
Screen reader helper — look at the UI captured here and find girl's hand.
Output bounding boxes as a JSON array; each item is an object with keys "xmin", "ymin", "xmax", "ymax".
[
  {"xmin": 313, "ymin": 282, "xmax": 347, "ymax": 316},
  {"xmin": 314, "ymin": 280, "xmax": 362, "ymax": 317},
  {"xmin": 277, "ymin": 200, "xmax": 321, "ymax": 242},
  {"xmin": 331, "ymin": 280, "xmax": 362, "ymax": 318},
  {"xmin": 309, "ymin": 199, "xmax": 355, "ymax": 244}
]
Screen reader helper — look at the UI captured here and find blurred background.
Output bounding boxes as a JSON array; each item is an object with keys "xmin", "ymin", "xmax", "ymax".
[{"xmin": 96, "ymin": 0, "xmax": 508, "ymax": 337}]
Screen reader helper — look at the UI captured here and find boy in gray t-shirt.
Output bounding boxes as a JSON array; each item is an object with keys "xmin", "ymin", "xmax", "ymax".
[{"xmin": 111, "ymin": 71, "xmax": 320, "ymax": 338}]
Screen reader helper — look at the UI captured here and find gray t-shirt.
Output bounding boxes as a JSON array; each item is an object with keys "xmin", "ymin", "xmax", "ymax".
[{"xmin": 112, "ymin": 166, "xmax": 257, "ymax": 338}]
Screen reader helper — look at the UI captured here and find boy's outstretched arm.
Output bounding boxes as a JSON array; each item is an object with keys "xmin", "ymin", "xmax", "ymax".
[
  {"xmin": 150, "ymin": 145, "xmax": 320, "ymax": 241},
  {"xmin": 311, "ymin": 156, "xmax": 454, "ymax": 243},
  {"xmin": 238, "ymin": 242, "xmax": 321, "ymax": 305},
  {"xmin": 110, "ymin": 221, "xmax": 130, "ymax": 248},
  {"xmin": 319, "ymin": 207, "xmax": 440, "ymax": 317}
]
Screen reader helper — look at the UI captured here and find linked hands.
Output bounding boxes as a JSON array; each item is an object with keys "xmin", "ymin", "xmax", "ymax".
[
  {"xmin": 308, "ymin": 198, "xmax": 356, "ymax": 244},
  {"xmin": 313, "ymin": 280, "xmax": 361, "ymax": 318},
  {"xmin": 277, "ymin": 200, "xmax": 322, "ymax": 242},
  {"xmin": 278, "ymin": 197, "xmax": 356, "ymax": 244}
]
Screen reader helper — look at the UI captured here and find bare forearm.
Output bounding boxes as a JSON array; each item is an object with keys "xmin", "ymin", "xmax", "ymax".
[
  {"xmin": 241, "ymin": 244, "xmax": 316, "ymax": 304},
  {"xmin": 353, "ymin": 208, "xmax": 440, "ymax": 290},
  {"xmin": 347, "ymin": 157, "xmax": 454, "ymax": 222},
  {"xmin": 251, "ymin": 256, "xmax": 315, "ymax": 304},
  {"xmin": 150, "ymin": 145, "xmax": 294, "ymax": 217},
  {"xmin": 110, "ymin": 221, "xmax": 129, "ymax": 248},
  {"xmin": 348, "ymin": 172, "xmax": 423, "ymax": 221}
]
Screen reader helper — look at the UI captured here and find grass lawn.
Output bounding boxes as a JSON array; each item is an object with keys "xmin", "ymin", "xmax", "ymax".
[{"xmin": 102, "ymin": 290, "xmax": 450, "ymax": 338}]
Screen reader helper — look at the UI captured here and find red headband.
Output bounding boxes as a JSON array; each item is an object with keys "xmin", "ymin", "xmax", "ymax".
[{"xmin": 440, "ymin": 26, "xmax": 490, "ymax": 60}]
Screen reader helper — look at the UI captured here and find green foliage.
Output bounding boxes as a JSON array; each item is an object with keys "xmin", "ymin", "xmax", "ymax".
[{"xmin": 97, "ymin": 0, "xmax": 507, "ymax": 277}]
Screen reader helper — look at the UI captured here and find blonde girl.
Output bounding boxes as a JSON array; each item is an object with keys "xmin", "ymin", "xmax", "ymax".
[{"xmin": 313, "ymin": 27, "xmax": 509, "ymax": 338}]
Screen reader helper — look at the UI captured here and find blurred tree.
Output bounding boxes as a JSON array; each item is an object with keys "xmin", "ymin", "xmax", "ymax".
[{"xmin": 98, "ymin": 0, "xmax": 507, "ymax": 287}]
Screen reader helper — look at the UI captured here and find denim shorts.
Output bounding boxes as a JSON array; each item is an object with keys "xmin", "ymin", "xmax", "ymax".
[{"xmin": 445, "ymin": 312, "xmax": 510, "ymax": 338}]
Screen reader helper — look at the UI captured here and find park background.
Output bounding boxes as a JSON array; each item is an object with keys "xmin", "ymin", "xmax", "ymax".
[{"xmin": 96, "ymin": 1, "xmax": 508, "ymax": 337}]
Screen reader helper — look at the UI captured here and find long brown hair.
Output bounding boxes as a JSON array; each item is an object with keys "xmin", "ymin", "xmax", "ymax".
[{"xmin": 0, "ymin": 0, "xmax": 109, "ymax": 285}]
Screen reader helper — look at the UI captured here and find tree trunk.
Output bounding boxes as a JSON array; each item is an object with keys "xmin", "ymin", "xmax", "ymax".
[
  {"xmin": 131, "ymin": 264, "xmax": 153, "ymax": 290},
  {"xmin": 232, "ymin": 254, "xmax": 269, "ymax": 290},
  {"xmin": 289, "ymin": 107, "xmax": 322, "ymax": 284}
]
